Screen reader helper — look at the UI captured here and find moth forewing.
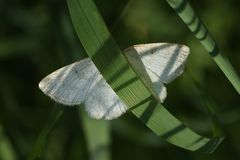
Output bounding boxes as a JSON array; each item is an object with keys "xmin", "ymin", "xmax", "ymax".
[
  {"xmin": 124, "ymin": 43, "xmax": 190, "ymax": 103},
  {"xmin": 38, "ymin": 58, "xmax": 127, "ymax": 120}
]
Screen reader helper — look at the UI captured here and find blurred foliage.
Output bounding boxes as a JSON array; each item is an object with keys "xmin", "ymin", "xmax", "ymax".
[{"xmin": 0, "ymin": 0, "xmax": 239, "ymax": 159}]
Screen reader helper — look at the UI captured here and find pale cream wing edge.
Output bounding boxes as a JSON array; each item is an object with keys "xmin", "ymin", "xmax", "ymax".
[
  {"xmin": 39, "ymin": 58, "xmax": 127, "ymax": 120},
  {"xmin": 124, "ymin": 43, "xmax": 190, "ymax": 102}
]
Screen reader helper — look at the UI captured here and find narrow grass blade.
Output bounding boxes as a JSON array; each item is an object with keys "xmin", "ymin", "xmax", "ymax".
[
  {"xmin": 110, "ymin": 0, "xmax": 134, "ymax": 31},
  {"xmin": 186, "ymin": 69, "xmax": 224, "ymax": 136},
  {"xmin": 0, "ymin": 37, "xmax": 38, "ymax": 58},
  {"xmin": 165, "ymin": 0, "xmax": 240, "ymax": 94},
  {"xmin": 67, "ymin": 0, "xmax": 224, "ymax": 153},
  {"xmin": 27, "ymin": 105, "xmax": 64, "ymax": 160},
  {"xmin": 78, "ymin": 3, "xmax": 134, "ymax": 158},
  {"xmin": 79, "ymin": 108, "xmax": 110, "ymax": 160},
  {"xmin": 0, "ymin": 124, "xmax": 17, "ymax": 160}
]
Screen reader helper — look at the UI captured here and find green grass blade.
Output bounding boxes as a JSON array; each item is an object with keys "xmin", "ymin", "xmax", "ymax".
[
  {"xmin": 67, "ymin": 0, "xmax": 224, "ymax": 153},
  {"xmin": 27, "ymin": 105, "xmax": 64, "ymax": 160},
  {"xmin": 77, "ymin": 3, "xmax": 133, "ymax": 158},
  {"xmin": 110, "ymin": 0, "xmax": 134, "ymax": 31},
  {"xmin": 79, "ymin": 108, "xmax": 110, "ymax": 160},
  {"xmin": 0, "ymin": 124, "xmax": 17, "ymax": 160},
  {"xmin": 186, "ymin": 69, "xmax": 224, "ymax": 136},
  {"xmin": 165, "ymin": 0, "xmax": 240, "ymax": 94},
  {"xmin": 0, "ymin": 37, "xmax": 39, "ymax": 59}
]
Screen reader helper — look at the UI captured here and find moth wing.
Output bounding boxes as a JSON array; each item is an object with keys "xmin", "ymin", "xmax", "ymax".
[
  {"xmin": 124, "ymin": 43, "xmax": 189, "ymax": 102},
  {"xmin": 84, "ymin": 77, "xmax": 127, "ymax": 120},
  {"xmin": 152, "ymin": 81, "xmax": 167, "ymax": 103},
  {"xmin": 39, "ymin": 58, "xmax": 97, "ymax": 105}
]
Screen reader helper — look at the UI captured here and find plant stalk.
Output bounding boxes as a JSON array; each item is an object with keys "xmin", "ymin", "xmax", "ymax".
[{"xmin": 166, "ymin": 0, "xmax": 240, "ymax": 94}]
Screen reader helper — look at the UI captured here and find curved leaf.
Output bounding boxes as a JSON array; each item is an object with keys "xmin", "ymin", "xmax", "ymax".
[{"xmin": 67, "ymin": 0, "xmax": 223, "ymax": 153}]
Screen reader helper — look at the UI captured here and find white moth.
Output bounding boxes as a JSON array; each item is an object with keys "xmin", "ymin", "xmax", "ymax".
[{"xmin": 39, "ymin": 43, "xmax": 189, "ymax": 120}]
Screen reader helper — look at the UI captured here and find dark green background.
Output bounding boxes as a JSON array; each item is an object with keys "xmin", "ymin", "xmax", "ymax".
[{"xmin": 0, "ymin": 0, "xmax": 239, "ymax": 159}]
